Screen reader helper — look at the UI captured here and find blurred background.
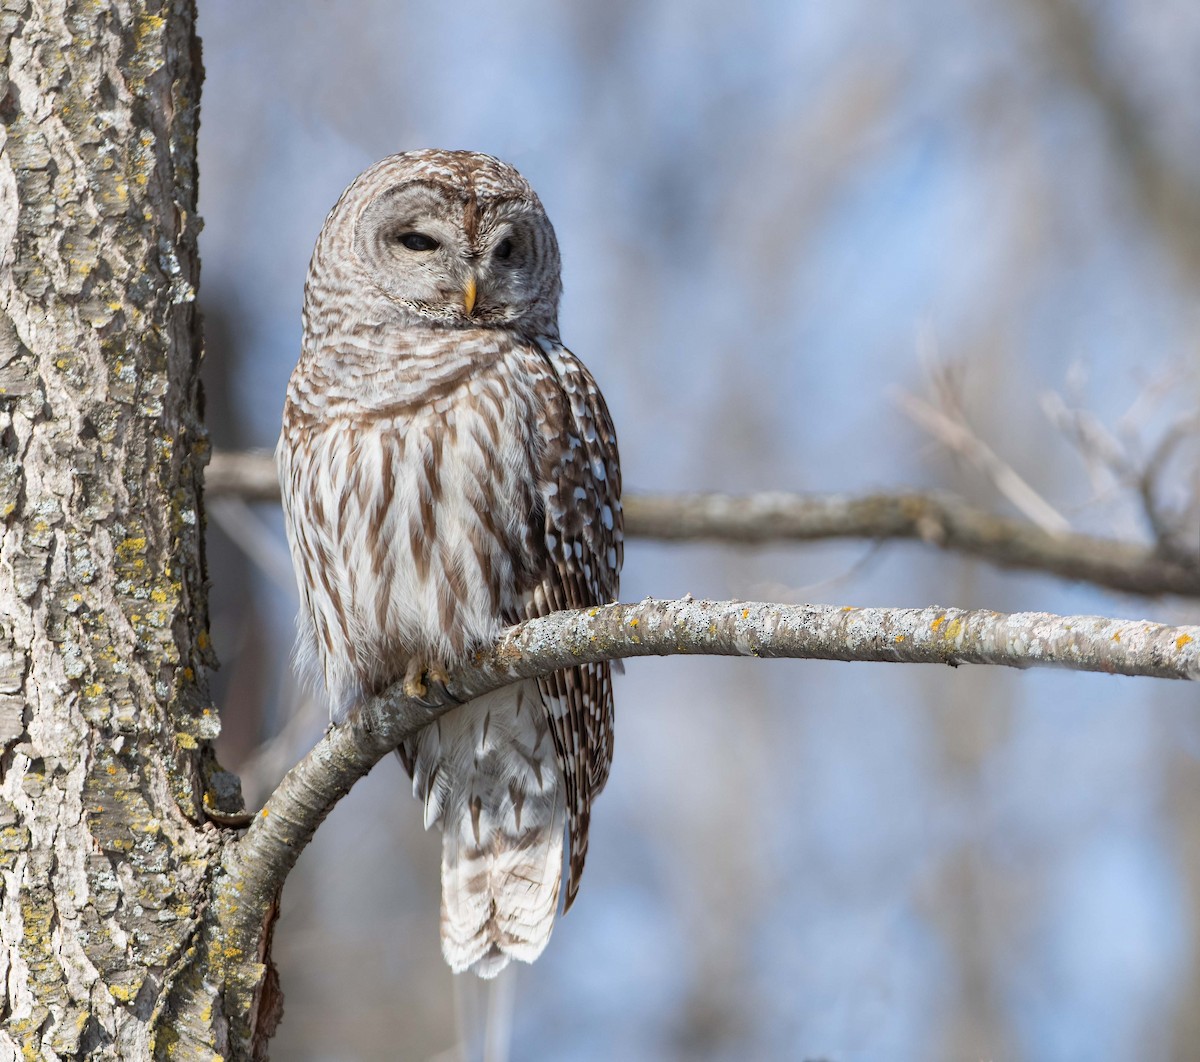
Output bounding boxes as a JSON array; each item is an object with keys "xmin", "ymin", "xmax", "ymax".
[{"xmin": 196, "ymin": 2, "xmax": 1200, "ymax": 1059}]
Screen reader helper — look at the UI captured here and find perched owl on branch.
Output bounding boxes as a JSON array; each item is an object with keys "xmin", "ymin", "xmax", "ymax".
[{"xmin": 278, "ymin": 150, "xmax": 623, "ymax": 977}]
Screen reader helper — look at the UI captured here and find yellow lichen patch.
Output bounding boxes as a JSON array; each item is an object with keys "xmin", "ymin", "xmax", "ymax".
[
  {"xmin": 628, "ymin": 618, "xmax": 639, "ymax": 628},
  {"xmin": 116, "ymin": 536, "xmax": 147, "ymax": 559},
  {"xmin": 895, "ymin": 634, "xmax": 906, "ymax": 642},
  {"xmin": 83, "ymin": 683, "xmax": 104, "ymax": 698},
  {"xmin": 1178, "ymin": 634, "xmax": 1194, "ymax": 651},
  {"xmin": 150, "ymin": 588, "xmax": 169, "ymax": 604},
  {"xmin": 175, "ymin": 732, "xmax": 198, "ymax": 750},
  {"xmin": 1112, "ymin": 632, "xmax": 1121, "ymax": 642},
  {"xmin": 108, "ymin": 982, "xmax": 138, "ymax": 1004},
  {"xmin": 135, "ymin": 12, "xmax": 166, "ymax": 36},
  {"xmin": 931, "ymin": 615, "xmax": 945, "ymax": 631},
  {"xmin": 942, "ymin": 618, "xmax": 963, "ymax": 640},
  {"xmin": 742, "ymin": 608, "xmax": 749, "ymax": 619}
]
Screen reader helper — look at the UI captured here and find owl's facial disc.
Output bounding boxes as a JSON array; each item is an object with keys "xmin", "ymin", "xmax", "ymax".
[{"xmin": 353, "ymin": 181, "xmax": 555, "ymax": 329}]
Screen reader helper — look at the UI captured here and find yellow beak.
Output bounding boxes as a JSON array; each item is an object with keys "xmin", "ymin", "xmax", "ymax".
[{"xmin": 463, "ymin": 276, "xmax": 477, "ymax": 316}]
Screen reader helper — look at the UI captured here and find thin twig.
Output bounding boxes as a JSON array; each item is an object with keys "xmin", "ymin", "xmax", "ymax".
[
  {"xmin": 895, "ymin": 389, "xmax": 1071, "ymax": 534},
  {"xmin": 1140, "ymin": 417, "xmax": 1200, "ymax": 562}
]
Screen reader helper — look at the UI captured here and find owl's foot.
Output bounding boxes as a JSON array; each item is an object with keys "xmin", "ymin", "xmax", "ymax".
[{"xmin": 402, "ymin": 656, "xmax": 453, "ymax": 703}]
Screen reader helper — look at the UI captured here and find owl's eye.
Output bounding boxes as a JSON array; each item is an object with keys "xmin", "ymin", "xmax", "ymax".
[
  {"xmin": 397, "ymin": 232, "xmax": 439, "ymax": 251},
  {"xmin": 494, "ymin": 237, "xmax": 515, "ymax": 261}
]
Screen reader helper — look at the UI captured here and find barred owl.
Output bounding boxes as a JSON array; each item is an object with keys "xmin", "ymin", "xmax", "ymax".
[{"xmin": 278, "ymin": 150, "xmax": 622, "ymax": 977}]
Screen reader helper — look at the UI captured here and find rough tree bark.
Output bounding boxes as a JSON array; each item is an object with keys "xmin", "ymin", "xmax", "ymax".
[{"xmin": 0, "ymin": 3, "xmax": 246, "ymax": 1058}]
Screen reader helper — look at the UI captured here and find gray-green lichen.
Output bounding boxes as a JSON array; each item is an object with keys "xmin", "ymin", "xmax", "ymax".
[{"xmin": 0, "ymin": 3, "xmax": 237, "ymax": 1058}]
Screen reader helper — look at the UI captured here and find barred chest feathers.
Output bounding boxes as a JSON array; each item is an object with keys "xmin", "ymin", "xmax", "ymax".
[{"xmin": 279, "ymin": 334, "xmax": 547, "ymax": 716}]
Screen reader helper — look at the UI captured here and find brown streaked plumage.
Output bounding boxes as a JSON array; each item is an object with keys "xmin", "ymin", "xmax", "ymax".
[{"xmin": 278, "ymin": 149, "xmax": 623, "ymax": 977}]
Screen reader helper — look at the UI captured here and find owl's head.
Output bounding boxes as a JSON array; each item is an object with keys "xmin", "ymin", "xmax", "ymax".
[{"xmin": 313, "ymin": 149, "xmax": 563, "ymax": 334}]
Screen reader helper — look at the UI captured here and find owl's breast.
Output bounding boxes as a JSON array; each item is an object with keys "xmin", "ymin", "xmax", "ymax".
[{"xmin": 280, "ymin": 346, "xmax": 547, "ymax": 707}]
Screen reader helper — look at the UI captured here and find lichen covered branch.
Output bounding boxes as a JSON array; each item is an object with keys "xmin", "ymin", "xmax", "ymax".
[{"xmin": 214, "ymin": 596, "xmax": 1200, "ymax": 999}]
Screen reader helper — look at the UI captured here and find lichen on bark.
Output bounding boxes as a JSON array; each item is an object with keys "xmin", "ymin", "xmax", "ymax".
[{"xmin": 0, "ymin": 2, "xmax": 234, "ymax": 1058}]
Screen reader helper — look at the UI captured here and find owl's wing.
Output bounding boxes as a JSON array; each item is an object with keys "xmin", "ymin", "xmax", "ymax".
[{"xmin": 515, "ymin": 340, "xmax": 623, "ymax": 910}]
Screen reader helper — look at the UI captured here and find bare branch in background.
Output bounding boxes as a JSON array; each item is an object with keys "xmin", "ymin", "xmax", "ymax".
[
  {"xmin": 1042, "ymin": 389, "xmax": 1138, "ymax": 486},
  {"xmin": 898, "ymin": 347, "xmax": 1070, "ymax": 532},
  {"xmin": 208, "ymin": 449, "xmax": 283, "ymax": 502},
  {"xmin": 895, "ymin": 387, "xmax": 1071, "ymax": 534},
  {"xmin": 207, "ymin": 450, "xmax": 1200, "ymax": 599},
  {"xmin": 1041, "ymin": 388, "xmax": 1140, "ymax": 531},
  {"xmin": 1141, "ymin": 417, "xmax": 1200, "ymax": 564},
  {"xmin": 1042, "ymin": 389, "xmax": 1200, "ymax": 562},
  {"xmin": 212, "ymin": 595, "xmax": 1200, "ymax": 986}
]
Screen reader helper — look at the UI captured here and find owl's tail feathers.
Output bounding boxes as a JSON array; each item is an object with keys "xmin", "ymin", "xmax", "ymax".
[{"xmin": 440, "ymin": 773, "xmax": 565, "ymax": 979}]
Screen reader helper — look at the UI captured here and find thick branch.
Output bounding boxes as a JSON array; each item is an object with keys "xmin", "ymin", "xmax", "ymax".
[
  {"xmin": 214, "ymin": 595, "xmax": 1200, "ymax": 1001},
  {"xmin": 206, "ymin": 450, "xmax": 1200, "ymax": 599}
]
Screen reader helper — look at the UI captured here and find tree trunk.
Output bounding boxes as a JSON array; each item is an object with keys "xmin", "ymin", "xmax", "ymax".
[{"xmin": 0, "ymin": 3, "xmax": 255, "ymax": 1057}]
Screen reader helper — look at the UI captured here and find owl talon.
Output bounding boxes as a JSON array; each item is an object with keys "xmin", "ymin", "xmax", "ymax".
[
  {"xmin": 402, "ymin": 657, "xmax": 454, "ymax": 703},
  {"xmin": 425, "ymin": 662, "xmax": 462, "ymax": 706}
]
